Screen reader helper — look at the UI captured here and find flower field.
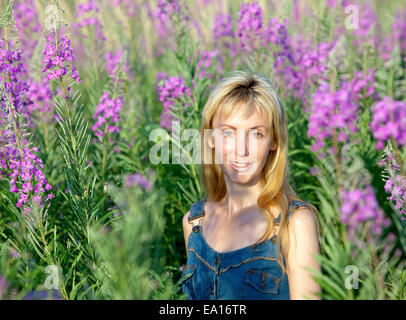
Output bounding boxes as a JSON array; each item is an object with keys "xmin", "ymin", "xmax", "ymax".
[{"xmin": 0, "ymin": 0, "xmax": 405, "ymax": 300}]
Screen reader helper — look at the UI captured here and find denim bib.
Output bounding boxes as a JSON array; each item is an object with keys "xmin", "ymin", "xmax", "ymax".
[{"xmin": 180, "ymin": 198, "xmax": 309, "ymax": 300}]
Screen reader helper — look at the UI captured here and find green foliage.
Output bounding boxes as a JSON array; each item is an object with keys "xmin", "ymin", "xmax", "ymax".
[
  {"xmin": 85, "ymin": 175, "xmax": 178, "ymax": 299},
  {"xmin": 0, "ymin": 0, "xmax": 405, "ymax": 300}
]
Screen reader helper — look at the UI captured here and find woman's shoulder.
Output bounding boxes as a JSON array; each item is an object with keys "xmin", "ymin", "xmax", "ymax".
[
  {"xmin": 289, "ymin": 198, "xmax": 311, "ymax": 209},
  {"xmin": 182, "ymin": 198, "xmax": 206, "ymax": 228},
  {"xmin": 287, "ymin": 198, "xmax": 320, "ymax": 236},
  {"xmin": 288, "ymin": 198, "xmax": 316, "ymax": 215},
  {"xmin": 182, "ymin": 209, "xmax": 191, "ymax": 226}
]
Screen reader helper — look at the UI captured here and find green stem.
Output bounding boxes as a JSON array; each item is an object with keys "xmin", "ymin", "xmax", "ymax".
[
  {"xmin": 101, "ymin": 123, "xmax": 109, "ymax": 184},
  {"xmin": 58, "ymin": 77, "xmax": 78, "ymax": 164},
  {"xmin": 44, "ymin": 121, "xmax": 49, "ymax": 155},
  {"xmin": 4, "ymin": 22, "xmax": 8, "ymax": 51},
  {"xmin": 328, "ymin": 10, "xmax": 336, "ymax": 44},
  {"xmin": 388, "ymin": 66, "xmax": 394, "ymax": 98},
  {"xmin": 5, "ymin": 84, "xmax": 25, "ymax": 161},
  {"xmin": 332, "ymin": 131, "xmax": 341, "ymax": 189},
  {"xmin": 0, "ymin": 129, "xmax": 8, "ymax": 167}
]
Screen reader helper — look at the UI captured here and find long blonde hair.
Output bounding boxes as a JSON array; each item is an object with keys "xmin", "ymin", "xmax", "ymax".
[{"xmin": 200, "ymin": 70, "xmax": 321, "ymax": 274}]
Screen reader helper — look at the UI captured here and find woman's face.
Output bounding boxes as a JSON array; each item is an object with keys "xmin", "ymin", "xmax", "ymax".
[{"xmin": 210, "ymin": 104, "xmax": 277, "ymax": 185}]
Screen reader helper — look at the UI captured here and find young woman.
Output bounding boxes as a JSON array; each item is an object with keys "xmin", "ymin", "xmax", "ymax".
[{"xmin": 181, "ymin": 70, "xmax": 322, "ymax": 300}]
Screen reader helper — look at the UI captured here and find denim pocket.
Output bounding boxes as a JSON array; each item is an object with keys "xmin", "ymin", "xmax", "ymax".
[{"xmin": 242, "ymin": 268, "xmax": 281, "ymax": 298}]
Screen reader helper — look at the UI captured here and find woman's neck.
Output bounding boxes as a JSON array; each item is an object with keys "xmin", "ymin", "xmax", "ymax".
[{"xmin": 221, "ymin": 179, "xmax": 266, "ymax": 218}]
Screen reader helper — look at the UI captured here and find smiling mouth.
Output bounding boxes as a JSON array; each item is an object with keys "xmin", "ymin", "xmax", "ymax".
[
  {"xmin": 232, "ymin": 162, "xmax": 251, "ymax": 167},
  {"xmin": 230, "ymin": 162, "xmax": 253, "ymax": 171}
]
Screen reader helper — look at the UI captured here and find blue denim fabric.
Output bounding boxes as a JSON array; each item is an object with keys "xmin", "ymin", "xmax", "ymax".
[{"xmin": 180, "ymin": 198, "xmax": 309, "ymax": 300}]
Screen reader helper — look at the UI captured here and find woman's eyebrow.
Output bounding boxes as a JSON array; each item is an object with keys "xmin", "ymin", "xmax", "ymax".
[{"xmin": 219, "ymin": 124, "xmax": 266, "ymax": 129}]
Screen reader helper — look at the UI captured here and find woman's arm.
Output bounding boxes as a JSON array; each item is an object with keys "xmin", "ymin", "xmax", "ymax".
[
  {"xmin": 286, "ymin": 208, "xmax": 322, "ymax": 300},
  {"xmin": 182, "ymin": 210, "xmax": 192, "ymax": 256}
]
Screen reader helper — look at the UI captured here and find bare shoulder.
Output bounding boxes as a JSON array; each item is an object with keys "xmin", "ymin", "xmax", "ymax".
[
  {"xmin": 288, "ymin": 206, "xmax": 318, "ymax": 228},
  {"xmin": 182, "ymin": 210, "xmax": 193, "ymax": 250},
  {"xmin": 182, "ymin": 210, "xmax": 191, "ymax": 229},
  {"xmin": 287, "ymin": 206, "xmax": 320, "ymax": 250},
  {"xmin": 286, "ymin": 206, "xmax": 322, "ymax": 299}
]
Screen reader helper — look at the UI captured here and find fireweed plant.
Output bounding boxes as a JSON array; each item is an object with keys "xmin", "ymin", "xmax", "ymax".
[
  {"xmin": 0, "ymin": 39, "xmax": 54, "ymax": 212},
  {"xmin": 0, "ymin": 0, "xmax": 406, "ymax": 300},
  {"xmin": 0, "ymin": 21, "xmax": 55, "ymax": 216},
  {"xmin": 0, "ymin": 0, "xmax": 61, "ymax": 299},
  {"xmin": 41, "ymin": 26, "xmax": 112, "ymax": 299},
  {"xmin": 91, "ymin": 50, "xmax": 127, "ymax": 185}
]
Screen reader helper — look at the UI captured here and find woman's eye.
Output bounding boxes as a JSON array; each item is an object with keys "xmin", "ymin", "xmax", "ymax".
[
  {"xmin": 223, "ymin": 130, "xmax": 234, "ymax": 137},
  {"xmin": 252, "ymin": 132, "xmax": 263, "ymax": 138}
]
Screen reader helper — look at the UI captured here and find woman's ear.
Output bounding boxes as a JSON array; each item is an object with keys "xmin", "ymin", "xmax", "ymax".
[
  {"xmin": 270, "ymin": 141, "xmax": 277, "ymax": 151},
  {"xmin": 208, "ymin": 132, "xmax": 215, "ymax": 149}
]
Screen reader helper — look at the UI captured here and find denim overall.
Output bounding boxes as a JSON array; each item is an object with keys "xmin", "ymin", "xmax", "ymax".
[{"xmin": 180, "ymin": 198, "xmax": 309, "ymax": 300}]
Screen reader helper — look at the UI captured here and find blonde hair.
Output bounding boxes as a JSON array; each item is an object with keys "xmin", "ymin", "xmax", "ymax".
[{"xmin": 200, "ymin": 70, "xmax": 321, "ymax": 274}]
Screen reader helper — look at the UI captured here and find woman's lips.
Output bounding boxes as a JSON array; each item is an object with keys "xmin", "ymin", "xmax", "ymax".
[{"xmin": 230, "ymin": 161, "xmax": 253, "ymax": 172}]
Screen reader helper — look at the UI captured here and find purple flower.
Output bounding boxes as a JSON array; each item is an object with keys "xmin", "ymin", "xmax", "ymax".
[
  {"xmin": 105, "ymin": 50, "xmax": 132, "ymax": 80},
  {"xmin": 309, "ymin": 166, "xmax": 321, "ymax": 176},
  {"xmin": 237, "ymin": 1, "xmax": 263, "ymax": 52},
  {"xmin": 308, "ymin": 81, "xmax": 359, "ymax": 155},
  {"xmin": 237, "ymin": 6, "xmax": 332, "ymax": 105},
  {"xmin": 352, "ymin": 3, "xmax": 379, "ymax": 50},
  {"xmin": 0, "ymin": 275, "xmax": 8, "ymax": 299},
  {"xmin": 74, "ymin": 0, "xmax": 105, "ymax": 41},
  {"xmin": 383, "ymin": 14, "xmax": 406, "ymax": 72},
  {"xmin": 152, "ymin": 0, "xmax": 189, "ymax": 56},
  {"xmin": 75, "ymin": 0, "xmax": 99, "ymax": 17},
  {"xmin": 340, "ymin": 185, "xmax": 390, "ymax": 239},
  {"xmin": 22, "ymin": 182, "xmax": 33, "ymax": 193},
  {"xmin": 14, "ymin": 0, "xmax": 41, "ymax": 68},
  {"xmin": 24, "ymin": 77, "xmax": 55, "ymax": 129},
  {"xmin": 195, "ymin": 50, "xmax": 217, "ymax": 81},
  {"xmin": 213, "ymin": 13, "xmax": 234, "ymax": 41},
  {"xmin": 380, "ymin": 143, "xmax": 406, "ymax": 219},
  {"xmin": 0, "ymin": 41, "xmax": 53, "ymax": 214},
  {"xmin": 125, "ymin": 173, "xmax": 152, "ymax": 190},
  {"xmin": 286, "ymin": 39, "xmax": 332, "ymax": 104},
  {"xmin": 211, "ymin": 12, "xmax": 238, "ymax": 67},
  {"xmin": 326, "ymin": 0, "xmax": 338, "ymax": 8},
  {"xmin": 262, "ymin": 17, "xmax": 290, "ymax": 49},
  {"xmin": 71, "ymin": 67, "xmax": 81, "ymax": 83},
  {"xmin": 91, "ymin": 92, "xmax": 123, "ymax": 138},
  {"xmin": 391, "ymin": 7, "xmax": 406, "ymax": 52},
  {"xmin": 0, "ymin": 43, "xmax": 29, "ymax": 114},
  {"xmin": 42, "ymin": 34, "xmax": 81, "ymax": 83},
  {"xmin": 113, "ymin": 0, "xmax": 139, "ymax": 18},
  {"xmin": 349, "ymin": 70, "xmax": 378, "ymax": 101},
  {"xmin": 105, "ymin": 50, "xmax": 124, "ymax": 77},
  {"xmin": 155, "ymin": 73, "xmax": 193, "ymax": 130},
  {"xmin": 370, "ymin": 97, "xmax": 406, "ymax": 150},
  {"xmin": 23, "ymin": 289, "xmax": 62, "ymax": 300}
]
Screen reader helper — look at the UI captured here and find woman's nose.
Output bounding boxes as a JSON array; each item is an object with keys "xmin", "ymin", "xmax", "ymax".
[{"xmin": 236, "ymin": 129, "xmax": 248, "ymax": 156}]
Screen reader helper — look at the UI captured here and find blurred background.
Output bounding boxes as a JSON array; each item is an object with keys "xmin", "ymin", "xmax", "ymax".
[{"xmin": 0, "ymin": 0, "xmax": 405, "ymax": 299}]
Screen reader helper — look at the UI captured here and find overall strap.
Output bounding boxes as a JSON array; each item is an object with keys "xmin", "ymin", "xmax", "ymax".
[
  {"xmin": 188, "ymin": 198, "xmax": 206, "ymax": 223},
  {"xmin": 274, "ymin": 199, "xmax": 308, "ymax": 223}
]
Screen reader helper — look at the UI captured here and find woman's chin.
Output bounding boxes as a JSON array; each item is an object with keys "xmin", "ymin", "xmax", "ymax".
[{"xmin": 226, "ymin": 164, "xmax": 259, "ymax": 182}]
